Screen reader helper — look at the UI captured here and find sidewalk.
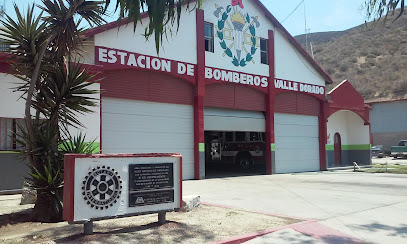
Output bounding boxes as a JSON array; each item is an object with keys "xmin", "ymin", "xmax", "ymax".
[{"xmin": 205, "ymin": 202, "xmax": 364, "ymax": 244}]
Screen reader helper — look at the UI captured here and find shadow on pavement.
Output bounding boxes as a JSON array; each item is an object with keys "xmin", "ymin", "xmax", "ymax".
[{"xmin": 350, "ymin": 222, "xmax": 407, "ymax": 238}]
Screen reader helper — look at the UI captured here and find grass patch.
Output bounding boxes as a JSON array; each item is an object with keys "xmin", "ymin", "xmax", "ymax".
[{"xmin": 366, "ymin": 164, "xmax": 407, "ymax": 174}]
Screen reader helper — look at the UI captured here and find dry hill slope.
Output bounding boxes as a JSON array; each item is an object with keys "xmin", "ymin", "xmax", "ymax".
[{"xmin": 295, "ymin": 9, "xmax": 407, "ymax": 101}]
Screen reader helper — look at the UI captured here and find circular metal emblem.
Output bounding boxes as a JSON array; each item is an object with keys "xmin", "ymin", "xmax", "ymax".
[{"xmin": 82, "ymin": 166, "xmax": 122, "ymax": 210}]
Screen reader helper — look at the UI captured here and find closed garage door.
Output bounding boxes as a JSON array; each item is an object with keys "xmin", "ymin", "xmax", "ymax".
[
  {"xmin": 275, "ymin": 113, "xmax": 320, "ymax": 173},
  {"xmin": 102, "ymin": 98, "xmax": 194, "ymax": 179},
  {"xmin": 204, "ymin": 107, "xmax": 265, "ymax": 132}
]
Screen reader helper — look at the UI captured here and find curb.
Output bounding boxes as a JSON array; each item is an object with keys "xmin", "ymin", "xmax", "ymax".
[
  {"xmin": 210, "ymin": 220, "xmax": 316, "ymax": 244},
  {"xmin": 203, "ymin": 202, "xmax": 364, "ymax": 244}
]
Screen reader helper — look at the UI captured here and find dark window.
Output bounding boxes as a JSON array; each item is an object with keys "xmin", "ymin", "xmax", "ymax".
[
  {"xmin": 0, "ymin": 39, "xmax": 9, "ymax": 52},
  {"xmin": 398, "ymin": 141, "xmax": 407, "ymax": 146},
  {"xmin": 250, "ymin": 132, "xmax": 259, "ymax": 141},
  {"xmin": 235, "ymin": 132, "xmax": 246, "ymax": 142},
  {"xmin": 261, "ymin": 133, "xmax": 266, "ymax": 142},
  {"xmin": 260, "ymin": 38, "xmax": 268, "ymax": 64},
  {"xmin": 0, "ymin": 118, "xmax": 24, "ymax": 151},
  {"xmin": 225, "ymin": 132, "xmax": 233, "ymax": 142},
  {"xmin": 204, "ymin": 22, "xmax": 214, "ymax": 52}
]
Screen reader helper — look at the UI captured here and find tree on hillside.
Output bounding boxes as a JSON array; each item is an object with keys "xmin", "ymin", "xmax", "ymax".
[
  {"xmin": 364, "ymin": 0, "xmax": 405, "ymax": 22},
  {"xmin": 1, "ymin": 0, "xmax": 201, "ymax": 222}
]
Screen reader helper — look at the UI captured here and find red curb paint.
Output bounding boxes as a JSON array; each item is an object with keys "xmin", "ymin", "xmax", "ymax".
[
  {"xmin": 202, "ymin": 202, "xmax": 364, "ymax": 244},
  {"xmin": 292, "ymin": 222, "xmax": 364, "ymax": 243},
  {"xmin": 211, "ymin": 220, "xmax": 316, "ymax": 244}
]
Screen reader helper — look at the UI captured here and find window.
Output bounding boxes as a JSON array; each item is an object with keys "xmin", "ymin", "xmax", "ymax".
[
  {"xmin": 260, "ymin": 38, "xmax": 268, "ymax": 64},
  {"xmin": 0, "ymin": 118, "xmax": 24, "ymax": 151},
  {"xmin": 225, "ymin": 132, "xmax": 233, "ymax": 142},
  {"xmin": 235, "ymin": 132, "xmax": 246, "ymax": 142},
  {"xmin": 204, "ymin": 22, "xmax": 214, "ymax": 52},
  {"xmin": 0, "ymin": 39, "xmax": 9, "ymax": 52},
  {"xmin": 250, "ymin": 132, "xmax": 260, "ymax": 142}
]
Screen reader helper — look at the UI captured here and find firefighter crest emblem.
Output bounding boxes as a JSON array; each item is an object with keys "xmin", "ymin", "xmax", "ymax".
[{"xmin": 214, "ymin": 0, "xmax": 260, "ymax": 67}]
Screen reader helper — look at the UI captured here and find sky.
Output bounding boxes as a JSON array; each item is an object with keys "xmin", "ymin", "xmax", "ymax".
[{"xmin": 1, "ymin": 0, "xmax": 370, "ymax": 36}]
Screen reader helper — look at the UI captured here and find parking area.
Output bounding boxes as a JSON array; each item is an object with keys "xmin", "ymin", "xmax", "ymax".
[
  {"xmin": 184, "ymin": 171, "xmax": 407, "ymax": 243},
  {"xmin": 372, "ymin": 156, "xmax": 407, "ymax": 165}
]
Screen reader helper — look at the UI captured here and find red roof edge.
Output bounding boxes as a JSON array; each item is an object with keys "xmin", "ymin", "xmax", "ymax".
[{"xmin": 84, "ymin": 0, "xmax": 333, "ymax": 84}]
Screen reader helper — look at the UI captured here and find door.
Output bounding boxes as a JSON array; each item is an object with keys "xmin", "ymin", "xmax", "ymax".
[
  {"xmin": 275, "ymin": 113, "xmax": 320, "ymax": 173},
  {"xmin": 204, "ymin": 107, "xmax": 265, "ymax": 132},
  {"xmin": 334, "ymin": 133, "xmax": 342, "ymax": 166},
  {"xmin": 102, "ymin": 98, "xmax": 194, "ymax": 179}
]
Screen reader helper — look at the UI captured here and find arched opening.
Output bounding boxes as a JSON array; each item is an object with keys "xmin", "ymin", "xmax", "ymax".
[{"xmin": 334, "ymin": 133, "xmax": 342, "ymax": 166}]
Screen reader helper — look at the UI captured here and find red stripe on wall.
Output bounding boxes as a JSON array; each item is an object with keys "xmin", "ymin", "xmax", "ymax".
[
  {"xmin": 204, "ymin": 83, "xmax": 266, "ymax": 111},
  {"xmin": 205, "ymin": 84, "xmax": 235, "ymax": 109},
  {"xmin": 102, "ymin": 70, "xmax": 193, "ymax": 105},
  {"xmin": 275, "ymin": 92, "xmax": 320, "ymax": 116}
]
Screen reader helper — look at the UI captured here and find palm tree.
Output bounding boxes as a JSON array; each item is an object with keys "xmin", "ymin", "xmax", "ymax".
[
  {"xmin": 1, "ymin": 0, "xmax": 201, "ymax": 222},
  {"xmin": 106, "ymin": 0, "xmax": 202, "ymax": 53},
  {"xmin": 1, "ymin": 1, "xmax": 104, "ymax": 222}
]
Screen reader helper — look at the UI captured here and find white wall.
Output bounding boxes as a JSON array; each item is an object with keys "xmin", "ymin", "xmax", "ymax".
[
  {"xmin": 72, "ymin": 38, "xmax": 95, "ymax": 65},
  {"xmin": 66, "ymin": 83, "xmax": 100, "ymax": 143},
  {"xmin": 95, "ymin": 5, "xmax": 197, "ymax": 64},
  {"xmin": 274, "ymin": 30, "xmax": 325, "ymax": 86},
  {"xmin": 0, "ymin": 73, "xmax": 100, "ymax": 143},
  {"xmin": 0, "ymin": 73, "xmax": 26, "ymax": 119},
  {"xmin": 327, "ymin": 110, "xmax": 370, "ymax": 145},
  {"xmin": 203, "ymin": 0, "xmax": 274, "ymax": 77}
]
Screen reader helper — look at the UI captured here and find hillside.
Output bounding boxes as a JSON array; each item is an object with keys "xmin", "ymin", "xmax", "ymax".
[{"xmin": 294, "ymin": 8, "xmax": 407, "ymax": 101}]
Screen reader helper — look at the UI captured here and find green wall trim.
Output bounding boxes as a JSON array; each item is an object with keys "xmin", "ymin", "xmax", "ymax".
[
  {"xmin": 271, "ymin": 143, "xmax": 275, "ymax": 151},
  {"xmin": 326, "ymin": 144, "xmax": 371, "ymax": 151},
  {"xmin": 59, "ymin": 142, "xmax": 100, "ymax": 153},
  {"xmin": 0, "ymin": 151, "xmax": 20, "ymax": 154},
  {"xmin": 199, "ymin": 143, "xmax": 205, "ymax": 152}
]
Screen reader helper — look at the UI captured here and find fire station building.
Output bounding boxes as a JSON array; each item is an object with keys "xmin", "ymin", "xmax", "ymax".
[{"xmin": 0, "ymin": 0, "xmax": 372, "ymax": 186}]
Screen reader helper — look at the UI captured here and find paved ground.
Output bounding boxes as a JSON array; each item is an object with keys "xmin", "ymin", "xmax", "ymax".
[
  {"xmin": 372, "ymin": 156, "xmax": 407, "ymax": 165},
  {"xmin": 184, "ymin": 171, "xmax": 407, "ymax": 243}
]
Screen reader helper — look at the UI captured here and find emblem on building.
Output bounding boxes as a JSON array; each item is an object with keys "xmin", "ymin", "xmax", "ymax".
[
  {"xmin": 82, "ymin": 166, "xmax": 122, "ymax": 210},
  {"xmin": 214, "ymin": 0, "xmax": 260, "ymax": 67}
]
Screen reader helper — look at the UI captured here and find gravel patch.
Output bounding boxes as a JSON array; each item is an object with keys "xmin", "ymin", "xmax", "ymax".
[{"xmin": 0, "ymin": 195, "xmax": 300, "ymax": 243}]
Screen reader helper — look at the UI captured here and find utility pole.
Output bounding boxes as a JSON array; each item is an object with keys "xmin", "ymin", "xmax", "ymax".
[{"xmin": 303, "ymin": 0, "xmax": 308, "ymax": 53}]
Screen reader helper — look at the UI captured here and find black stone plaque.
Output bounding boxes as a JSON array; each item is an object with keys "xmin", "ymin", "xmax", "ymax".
[
  {"xmin": 129, "ymin": 190, "xmax": 174, "ymax": 207},
  {"xmin": 129, "ymin": 163, "xmax": 174, "ymax": 191}
]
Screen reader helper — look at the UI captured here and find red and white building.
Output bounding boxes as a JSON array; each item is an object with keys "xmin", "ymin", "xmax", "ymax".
[{"xmin": 0, "ymin": 0, "xmax": 372, "ymax": 186}]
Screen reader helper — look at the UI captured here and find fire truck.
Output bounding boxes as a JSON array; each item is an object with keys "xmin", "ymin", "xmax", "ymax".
[{"xmin": 206, "ymin": 131, "xmax": 266, "ymax": 167}]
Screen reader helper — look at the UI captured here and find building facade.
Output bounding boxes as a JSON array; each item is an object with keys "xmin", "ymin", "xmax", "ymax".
[
  {"xmin": 326, "ymin": 80, "xmax": 371, "ymax": 167},
  {"xmin": 0, "ymin": 0, "xmax": 371, "ymax": 187},
  {"xmin": 368, "ymin": 99, "xmax": 407, "ymax": 147}
]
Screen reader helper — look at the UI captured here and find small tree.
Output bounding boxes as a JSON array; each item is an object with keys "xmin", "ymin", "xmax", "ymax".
[{"xmin": 364, "ymin": 0, "xmax": 405, "ymax": 22}]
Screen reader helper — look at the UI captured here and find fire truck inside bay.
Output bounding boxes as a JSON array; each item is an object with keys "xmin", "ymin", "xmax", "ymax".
[{"xmin": 205, "ymin": 131, "xmax": 266, "ymax": 175}]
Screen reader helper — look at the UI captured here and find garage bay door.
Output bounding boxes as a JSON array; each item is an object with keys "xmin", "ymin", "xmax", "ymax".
[
  {"xmin": 204, "ymin": 107, "xmax": 265, "ymax": 132},
  {"xmin": 275, "ymin": 113, "xmax": 320, "ymax": 173},
  {"xmin": 102, "ymin": 98, "xmax": 194, "ymax": 179}
]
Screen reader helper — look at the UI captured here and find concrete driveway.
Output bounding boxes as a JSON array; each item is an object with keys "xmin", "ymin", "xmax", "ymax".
[{"xmin": 183, "ymin": 171, "xmax": 407, "ymax": 243}]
